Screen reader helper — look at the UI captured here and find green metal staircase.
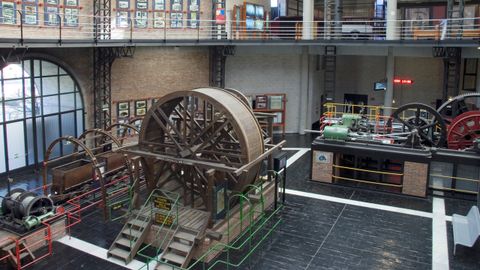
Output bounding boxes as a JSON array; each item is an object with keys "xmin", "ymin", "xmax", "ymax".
[{"xmin": 107, "ymin": 206, "xmax": 153, "ymax": 264}]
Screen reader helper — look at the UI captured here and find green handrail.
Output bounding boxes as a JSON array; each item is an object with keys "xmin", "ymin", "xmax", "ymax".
[
  {"xmin": 138, "ymin": 181, "xmax": 280, "ymax": 270},
  {"xmin": 137, "ymin": 189, "xmax": 180, "ymax": 266}
]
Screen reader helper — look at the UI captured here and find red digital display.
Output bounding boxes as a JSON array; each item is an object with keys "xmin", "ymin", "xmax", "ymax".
[{"xmin": 393, "ymin": 79, "xmax": 413, "ymax": 85}]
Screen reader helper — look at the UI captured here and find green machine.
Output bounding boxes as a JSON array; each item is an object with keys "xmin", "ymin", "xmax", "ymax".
[{"xmin": 323, "ymin": 114, "xmax": 364, "ymax": 140}]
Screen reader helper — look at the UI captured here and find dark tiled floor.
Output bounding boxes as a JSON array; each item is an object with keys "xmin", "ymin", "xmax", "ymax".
[
  {"xmin": 211, "ymin": 195, "xmax": 432, "ymax": 270},
  {"xmin": 286, "ymin": 150, "xmax": 433, "ymax": 212},
  {"xmin": 28, "ymin": 242, "xmax": 125, "ymax": 270}
]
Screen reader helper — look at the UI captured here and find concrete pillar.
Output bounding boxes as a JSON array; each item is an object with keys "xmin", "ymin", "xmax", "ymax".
[
  {"xmin": 386, "ymin": 0, "xmax": 398, "ymax": 40},
  {"xmin": 302, "ymin": 0, "xmax": 314, "ymax": 40},
  {"xmin": 384, "ymin": 47, "xmax": 395, "ymax": 116},
  {"xmin": 299, "ymin": 47, "xmax": 310, "ymax": 134}
]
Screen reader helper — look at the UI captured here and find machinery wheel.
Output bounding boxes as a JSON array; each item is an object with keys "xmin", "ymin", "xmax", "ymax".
[
  {"xmin": 447, "ymin": 111, "xmax": 480, "ymax": 150},
  {"xmin": 390, "ymin": 103, "xmax": 447, "ymax": 147},
  {"xmin": 437, "ymin": 93, "xmax": 480, "ymax": 124},
  {"xmin": 139, "ymin": 88, "xmax": 264, "ymax": 207}
]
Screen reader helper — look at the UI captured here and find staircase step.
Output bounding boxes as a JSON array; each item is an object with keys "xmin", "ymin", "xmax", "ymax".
[
  {"xmin": 174, "ymin": 231, "xmax": 196, "ymax": 244},
  {"xmin": 169, "ymin": 241, "xmax": 191, "ymax": 255},
  {"xmin": 162, "ymin": 251, "xmax": 186, "ymax": 266},
  {"xmin": 2, "ymin": 242, "xmax": 16, "ymax": 251},
  {"xmin": 156, "ymin": 263, "xmax": 175, "ymax": 270},
  {"xmin": 122, "ymin": 228, "xmax": 142, "ymax": 239},
  {"xmin": 115, "ymin": 238, "xmax": 133, "ymax": 249},
  {"xmin": 108, "ymin": 247, "xmax": 130, "ymax": 260},
  {"xmin": 128, "ymin": 218, "xmax": 149, "ymax": 228}
]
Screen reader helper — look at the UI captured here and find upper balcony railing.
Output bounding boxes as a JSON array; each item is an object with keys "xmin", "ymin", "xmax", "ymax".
[{"xmin": 1, "ymin": 11, "xmax": 480, "ymax": 45}]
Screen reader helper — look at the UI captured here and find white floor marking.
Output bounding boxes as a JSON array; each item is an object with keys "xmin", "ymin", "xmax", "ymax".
[
  {"xmin": 283, "ymin": 147, "xmax": 311, "ymax": 151},
  {"xmin": 286, "ymin": 149, "xmax": 310, "ymax": 168},
  {"xmin": 432, "ymin": 197, "xmax": 450, "ymax": 270},
  {"xmin": 57, "ymin": 235, "xmax": 159, "ymax": 270},
  {"xmin": 285, "ymin": 188, "xmax": 434, "ymax": 218}
]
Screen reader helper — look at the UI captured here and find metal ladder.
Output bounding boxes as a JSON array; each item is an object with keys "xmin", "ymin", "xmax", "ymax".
[
  {"xmin": 323, "ymin": 46, "xmax": 337, "ymax": 100},
  {"xmin": 442, "ymin": 47, "xmax": 462, "ymax": 102}
]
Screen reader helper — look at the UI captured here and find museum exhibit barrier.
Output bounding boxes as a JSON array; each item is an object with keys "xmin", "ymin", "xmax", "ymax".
[{"xmin": 2, "ymin": 12, "xmax": 480, "ymax": 43}]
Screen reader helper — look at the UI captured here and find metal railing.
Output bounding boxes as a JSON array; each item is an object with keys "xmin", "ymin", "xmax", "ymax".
[{"xmin": 1, "ymin": 12, "xmax": 480, "ymax": 43}]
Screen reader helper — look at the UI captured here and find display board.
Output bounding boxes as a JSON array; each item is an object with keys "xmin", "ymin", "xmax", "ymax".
[
  {"xmin": 170, "ymin": 0, "xmax": 183, "ymax": 28},
  {"xmin": 23, "ymin": 0, "xmax": 38, "ymax": 25},
  {"xmin": 64, "ymin": 0, "xmax": 79, "ymax": 27},
  {"xmin": 0, "ymin": 2, "xmax": 16, "ymax": 24},
  {"xmin": 45, "ymin": 0, "xmax": 60, "ymax": 26},
  {"xmin": 135, "ymin": 0, "xmax": 148, "ymax": 28},
  {"xmin": 252, "ymin": 93, "xmax": 287, "ymax": 136},
  {"xmin": 153, "ymin": 0, "xmax": 166, "ymax": 28},
  {"xmin": 117, "ymin": 0, "xmax": 130, "ymax": 27},
  {"xmin": 188, "ymin": 0, "xmax": 199, "ymax": 28}
]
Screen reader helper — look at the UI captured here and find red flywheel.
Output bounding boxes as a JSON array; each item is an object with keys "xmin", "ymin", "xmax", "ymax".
[{"xmin": 447, "ymin": 111, "xmax": 480, "ymax": 150}]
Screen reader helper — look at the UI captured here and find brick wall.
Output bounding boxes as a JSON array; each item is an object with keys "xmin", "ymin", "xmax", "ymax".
[{"xmin": 111, "ymin": 46, "xmax": 209, "ymax": 119}]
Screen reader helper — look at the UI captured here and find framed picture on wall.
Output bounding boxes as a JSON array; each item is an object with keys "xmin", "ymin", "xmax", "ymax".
[
  {"xmin": 135, "ymin": 100, "xmax": 147, "ymax": 116},
  {"xmin": 255, "ymin": 95, "xmax": 267, "ymax": 109},
  {"xmin": 117, "ymin": 102, "xmax": 130, "ymax": 118}
]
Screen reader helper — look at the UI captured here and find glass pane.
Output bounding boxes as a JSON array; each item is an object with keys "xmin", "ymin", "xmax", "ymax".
[
  {"xmin": 2, "ymin": 64, "xmax": 24, "ymax": 79},
  {"xmin": 23, "ymin": 60, "xmax": 31, "ymax": 77},
  {"xmin": 41, "ymin": 77, "xmax": 58, "ymax": 95},
  {"xmin": 34, "ymin": 60, "xmax": 41, "ymax": 77},
  {"xmin": 0, "ymin": 125, "xmax": 5, "ymax": 173},
  {"xmin": 3, "ymin": 79, "xmax": 24, "ymax": 100},
  {"xmin": 5, "ymin": 100, "xmax": 24, "ymax": 121},
  {"xmin": 34, "ymin": 78, "xmax": 42, "ymax": 95},
  {"xmin": 36, "ymin": 117, "xmax": 44, "ymax": 162},
  {"xmin": 59, "ymin": 76, "xmax": 74, "ymax": 93},
  {"xmin": 43, "ymin": 96, "xmax": 59, "ymax": 114},
  {"xmin": 26, "ymin": 118, "xmax": 35, "ymax": 165},
  {"xmin": 61, "ymin": 112, "xmax": 75, "ymax": 154},
  {"xmin": 75, "ymin": 92, "xmax": 83, "ymax": 108},
  {"xmin": 42, "ymin": 61, "xmax": 58, "ymax": 76},
  {"xmin": 24, "ymin": 78, "xmax": 31, "ymax": 98},
  {"xmin": 60, "ymin": 93, "xmax": 75, "ymax": 112},
  {"xmin": 44, "ymin": 115, "xmax": 60, "ymax": 159},
  {"xmin": 76, "ymin": 110, "xmax": 84, "ymax": 136},
  {"xmin": 6, "ymin": 121, "xmax": 26, "ymax": 170},
  {"xmin": 0, "ymin": 104, "xmax": 3, "ymax": 123},
  {"xmin": 25, "ymin": 98, "xmax": 33, "ymax": 118},
  {"xmin": 59, "ymin": 67, "xmax": 67, "ymax": 75}
]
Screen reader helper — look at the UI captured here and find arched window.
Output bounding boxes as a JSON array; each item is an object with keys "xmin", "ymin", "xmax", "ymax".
[{"xmin": 0, "ymin": 58, "xmax": 84, "ymax": 173}]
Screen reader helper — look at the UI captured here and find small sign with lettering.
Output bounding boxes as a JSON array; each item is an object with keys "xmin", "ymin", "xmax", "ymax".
[
  {"xmin": 155, "ymin": 213, "xmax": 175, "ymax": 226},
  {"xmin": 153, "ymin": 195, "xmax": 172, "ymax": 211}
]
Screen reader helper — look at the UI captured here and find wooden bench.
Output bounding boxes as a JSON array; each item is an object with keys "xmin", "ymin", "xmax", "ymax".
[
  {"xmin": 452, "ymin": 205, "xmax": 480, "ymax": 255},
  {"xmin": 413, "ymin": 26, "xmax": 440, "ymax": 40}
]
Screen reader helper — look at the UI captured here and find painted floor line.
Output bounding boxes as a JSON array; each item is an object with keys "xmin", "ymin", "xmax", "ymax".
[
  {"xmin": 283, "ymin": 147, "xmax": 311, "ymax": 151},
  {"xmin": 57, "ymin": 235, "xmax": 157, "ymax": 270},
  {"xmin": 432, "ymin": 197, "xmax": 450, "ymax": 270},
  {"xmin": 284, "ymin": 188, "xmax": 434, "ymax": 219},
  {"xmin": 286, "ymin": 149, "xmax": 310, "ymax": 168}
]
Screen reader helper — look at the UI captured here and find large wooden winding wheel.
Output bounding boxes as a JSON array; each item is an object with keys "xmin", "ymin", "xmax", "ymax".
[{"xmin": 124, "ymin": 88, "xmax": 280, "ymax": 211}]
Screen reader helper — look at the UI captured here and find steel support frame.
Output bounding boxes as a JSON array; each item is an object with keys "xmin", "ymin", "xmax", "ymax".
[
  {"xmin": 94, "ymin": 0, "xmax": 112, "ymax": 40},
  {"xmin": 209, "ymin": 46, "xmax": 235, "ymax": 88}
]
